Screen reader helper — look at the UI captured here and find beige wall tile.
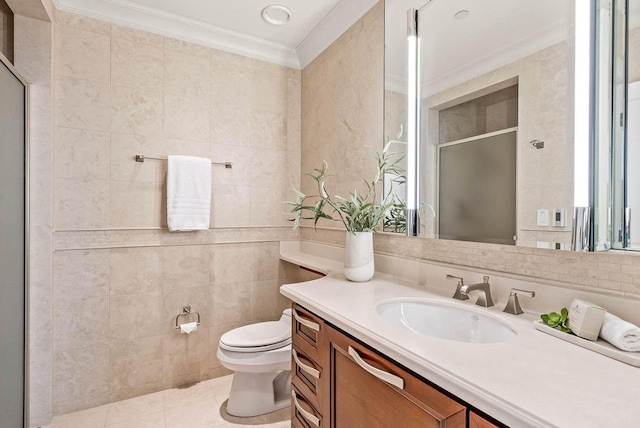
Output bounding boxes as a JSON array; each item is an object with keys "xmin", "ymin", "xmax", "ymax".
[
  {"xmin": 210, "ymin": 243, "xmax": 254, "ymax": 285},
  {"xmin": 251, "ymin": 67, "xmax": 288, "ymax": 115},
  {"xmin": 164, "ymin": 94, "xmax": 209, "ymax": 143},
  {"xmin": 110, "ymin": 336, "xmax": 163, "ymax": 392},
  {"xmin": 163, "ymin": 36, "xmax": 210, "ymax": 58},
  {"xmin": 54, "ymin": 77, "xmax": 110, "ymax": 131},
  {"xmin": 210, "ymin": 48, "xmax": 252, "ymax": 67},
  {"xmin": 162, "ymin": 246, "xmax": 210, "ymax": 291},
  {"xmin": 250, "ymin": 148, "xmax": 287, "ymax": 187},
  {"xmin": 109, "ymin": 181, "xmax": 165, "ymax": 228},
  {"xmin": 250, "ymin": 187, "xmax": 288, "ymax": 226},
  {"xmin": 56, "ymin": 10, "xmax": 111, "ymax": 35},
  {"xmin": 110, "ymin": 133, "xmax": 165, "ymax": 182},
  {"xmin": 251, "ymin": 279, "xmax": 281, "ymax": 322},
  {"xmin": 211, "ymin": 282, "xmax": 251, "ymax": 325},
  {"xmin": 210, "ymin": 144, "xmax": 251, "ymax": 187},
  {"xmin": 55, "ymin": 24, "xmax": 110, "ymax": 83},
  {"xmin": 164, "ymin": 138, "xmax": 210, "ymax": 158},
  {"xmin": 110, "ymin": 247, "xmax": 163, "ymax": 295},
  {"xmin": 111, "ymin": 85, "xmax": 163, "ymax": 139},
  {"xmin": 110, "ymin": 292, "xmax": 163, "ymax": 341},
  {"xmin": 164, "ymin": 49, "xmax": 210, "ymax": 99},
  {"xmin": 210, "ymin": 60, "xmax": 251, "ymax": 107},
  {"xmin": 250, "ymin": 110, "xmax": 287, "ymax": 150},
  {"xmin": 55, "ymin": 127, "xmax": 110, "ymax": 180},
  {"xmin": 53, "ymin": 345, "xmax": 109, "ymax": 414},
  {"xmin": 162, "ymin": 327, "xmax": 208, "ymax": 379},
  {"xmin": 108, "ymin": 382, "xmax": 164, "ymax": 404},
  {"xmin": 54, "ymin": 178, "xmax": 110, "ymax": 229},
  {"xmin": 111, "ymin": 37, "xmax": 164, "ymax": 91},
  {"xmin": 210, "ymin": 185, "xmax": 251, "ymax": 228},
  {"xmin": 210, "ymin": 103, "xmax": 251, "ymax": 146},
  {"xmin": 111, "ymin": 24, "xmax": 163, "ymax": 47}
]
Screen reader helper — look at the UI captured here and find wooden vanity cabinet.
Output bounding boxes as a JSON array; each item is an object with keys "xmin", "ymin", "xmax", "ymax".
[
  {"xmin": 291, "ymin": 303, "xmax": 473, "ymax": 428},
  {"xmin": 469, "ymin": 411, "xmax": 500, "ymax": 428}
]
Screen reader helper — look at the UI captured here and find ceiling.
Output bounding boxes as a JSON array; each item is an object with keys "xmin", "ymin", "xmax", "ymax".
[
  {"xmin": 385, "ymin": 0, "xmax": 574, "ymax": 96},
  {"xmin": 53, "ymin": 0, "xmax": 379, "ymax": 69}
]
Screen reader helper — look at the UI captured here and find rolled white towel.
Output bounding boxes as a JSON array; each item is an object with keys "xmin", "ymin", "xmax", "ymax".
[{"xmin": 599, "ymin": 313, "xmax": 640, "ymax": 352}]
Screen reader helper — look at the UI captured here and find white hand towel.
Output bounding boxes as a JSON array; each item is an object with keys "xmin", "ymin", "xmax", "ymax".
[
  {"xmin": 599, "ymin": 313, "xmax": 640, "ymax": 352},
  {"xmin": 179, "ymin": 322, "xmax": 198, "ymax": 334},
  {"xmin": 167, "ymin": 155, "xmax": 211, "ymax": 231}
]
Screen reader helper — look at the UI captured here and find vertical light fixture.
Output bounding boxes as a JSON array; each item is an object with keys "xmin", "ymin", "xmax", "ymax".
[
  {"xmin": 406, "ymin": 8, "xmax": 420, "ymax": 236},
  {"xmin": 572, "ymin": 0, "xmax": 593, "ymax": 251}
]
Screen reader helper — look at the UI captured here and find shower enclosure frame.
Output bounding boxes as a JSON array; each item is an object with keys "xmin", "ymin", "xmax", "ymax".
[{"xmin": 0, "ymin": 49, "xmax": 30, "ymax": 428}]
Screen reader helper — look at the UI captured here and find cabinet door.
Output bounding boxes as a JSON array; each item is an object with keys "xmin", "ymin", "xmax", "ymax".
[
  {"xmin": 327, "ymin": 325, "xmax": 466, "ymax": 428},
  {"xmin": 469, "ymin": 411, "xmax": 500, "ymax": 428}
]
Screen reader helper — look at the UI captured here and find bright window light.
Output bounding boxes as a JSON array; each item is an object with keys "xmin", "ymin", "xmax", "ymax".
[{"xmin": 574, "ymin": 0, "xmax": 591, "ymax": 207}]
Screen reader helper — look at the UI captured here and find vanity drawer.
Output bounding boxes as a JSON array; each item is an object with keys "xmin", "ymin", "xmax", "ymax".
[
  {"xmin": 292, "ymin": 304, "xmax": 324, "ymax": 363},
  {"xmin": 292, "ymin": 386, "xmax": 324, "ymax": 428},
  {"xmin": 292, "ymin": 347, "xmax": 323, "ymax": 411}
]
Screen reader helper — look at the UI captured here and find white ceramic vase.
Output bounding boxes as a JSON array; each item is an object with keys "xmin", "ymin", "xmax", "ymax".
[{"xmin": 344, "ymin": 231, "xmax": 374, "ymax": 282}]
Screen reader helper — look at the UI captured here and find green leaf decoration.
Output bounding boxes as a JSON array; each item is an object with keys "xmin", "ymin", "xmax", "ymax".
[{"xmin": 540, "ymin": 308, "xmax": 573, "ymax": 335}]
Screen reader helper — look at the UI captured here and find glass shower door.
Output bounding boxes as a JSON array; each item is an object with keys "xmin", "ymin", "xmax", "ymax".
[{"xmin": 0, "ymin": 55, "xmax": 27, "ymax": 427}]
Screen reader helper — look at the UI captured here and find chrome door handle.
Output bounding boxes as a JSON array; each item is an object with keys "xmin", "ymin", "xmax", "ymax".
[
  {"xmin": 292, "ymin": 308, "xmax": 320, "ymax": 332},
  {"xmin": 292, "ymin": 349, "xmax": 320, "ymax": 379},
  {"xmin": 292, "ymin": 390, "xmax": 320, "ymax": 427},
  {"xmin": 347, "ymin": 346, "xmax": 404, "ymax": 389}
]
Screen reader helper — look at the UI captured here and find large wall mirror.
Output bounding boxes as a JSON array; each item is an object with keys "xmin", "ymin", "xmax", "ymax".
[{"xmin": 384, "ymin": 0, "xmax": 594, "ymax": 250}]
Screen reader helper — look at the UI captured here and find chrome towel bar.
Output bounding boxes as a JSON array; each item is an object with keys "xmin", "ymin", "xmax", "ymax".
[{"xmin": 135, "ymin": 154, "xmax": 233, "ymax": 169}]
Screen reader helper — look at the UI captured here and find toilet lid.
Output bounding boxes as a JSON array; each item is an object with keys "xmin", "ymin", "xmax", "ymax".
[{"xmin": 220, "ymin": 321, "xmax": 291, "ymax": 351}]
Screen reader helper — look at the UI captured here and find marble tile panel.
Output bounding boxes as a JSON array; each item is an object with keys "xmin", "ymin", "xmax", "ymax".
[
  {"xmin": 163, "ymin": 395, "xmax": 226, "ymax": 428},
  {"xmin": 209, "ymin": 185, "xmax": 251, "ymax": 228},
  {"xmin": 162, "ymin": 246, "xmax": 210, "ymax": 292},
  {"xmin": 164, "ymin": 48, "xmax": 210, "ymax": 100},
  {"xmin": 109, "ymin": 180, "xmax": 165, "ymax": 228},
  {"xmin": 210, "ymin": 60, "xmax": 252, "ymax": 108},
  {"xmin": 162, "ymin": 380, "xmax": 215, "ymax": 411},
  {"xmin": 54, "ymin": 178, "xmax": 110, "ymax": 229},
  {"xmin": 210, "ymin": 103, "xmax": 251, "ymax": 146},
  {"xmin": 253, "ymin": 242, "xmax": 280, "ymax": 281},
  {"xmin": 250, "ymin": 148, "xmax": 287, "ymax": 188},
  {"xmin": 53, "ymin": 294, "xmax": 109, "ymax": 350},
  {"xmin": 111, "ymin": 37, "xmax": 164, "ymax": 91},
  {"xmin": 109, "ymin": 336, "xmax": 163, "ymax": 391},
  {"xmin": 210, "ymin": 243, "xmax": 255, "ymax": 285},
  {"xmin": 109, "ymin": 247, "xmax": 163, "ymax": 295},
  {"xmin": 210, "ymin": 282, "xmax": 251, "ymax": 325},
  {"xmin": 55, "ymin": 127, "xmax": 110, "ymax": 180},
  {"xmin": 162, "ymin": 327, "xmax": 209, "ymax": 380},
  {"xmin": 210, "ymin": 48, "xmax": 252, "ymax": 67},
  {"xmin": 164, "ymin": 94, "xmax": 209, "ymax": 143},
  {"xmin": 110, "ymin": 133, "xmax": 165, "ymax": 182},
  {"xmin": 53, "ymin": 345, "xmax": 109, "ymax": 412},
  {"xmin": 55, "ymin": 10, "xmax": 111, "ymax": 35},
  {"xmin": 251, "ymin": 67, "xmax": 288, "ymax": 115},
  {"xmin": 111, "ymin": 24, "xmax": 164, "ymax": 47},
  {"xmin": 164, "ymin": 138, "xmax": 210, "ymax": 158},
  {"xmin": 250, "ymin": 187, "xmax": 289, "ymax": 226},
  {"xmin": 250, "ymin": 110, "xmax": 287, "ymax": 150},
  {"xmin": 209, "ymin": 144, "xmax": 250, "ymax": 187},
  {"xmin": 250, "ymin": 280, "xmax": 280, "ymax": 322},
  {"xmin": 49, "ymin": 404, "xmax": 108, "ymax": 428},
  {"xmin": 54, "ymin": 77, "xmax": 110, "ymax": 131},
  {"xmin": 163, "ymin": 36, "xmax": 210, "ymax": 58},
  {"xmin": 53, "ymin": 249, "xmax": 110, "ymax": 298},
  {"xmin": 55, "ymin": 24, "xmax": 110, "ymax": 83},
  {"xmin": 110, "ymin": 291, "xmax": 163, "ymax": 341},
  {"xmin": 111, "ymin": 85, "xmax": 163, "ymax": 139},
  {"xmin": 108, "ymin": 381, "xmax": 164, "ymax": 403}
]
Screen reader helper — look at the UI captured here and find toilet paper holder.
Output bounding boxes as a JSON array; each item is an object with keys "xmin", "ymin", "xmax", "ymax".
[{"xmin": 175, "ymin": 306, "xmax": 201, "ymax": 329}]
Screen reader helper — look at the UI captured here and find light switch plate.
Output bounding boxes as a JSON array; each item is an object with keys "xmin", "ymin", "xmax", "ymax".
[{"xmin": 537, "ymin": 209, "xmax": 549, "ymax": 227}]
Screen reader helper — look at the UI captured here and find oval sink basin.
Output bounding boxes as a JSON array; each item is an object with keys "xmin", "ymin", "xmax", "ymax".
[{"xmin": 376, "ymin": 299, "xmax": 516, "ymax": 343}]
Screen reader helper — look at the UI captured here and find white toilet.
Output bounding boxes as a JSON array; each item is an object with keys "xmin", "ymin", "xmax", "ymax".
[{"xmin": 217, "ymin": 308, "xmax": 292, "ymax": 417}]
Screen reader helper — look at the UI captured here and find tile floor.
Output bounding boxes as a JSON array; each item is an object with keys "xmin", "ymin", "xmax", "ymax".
[{"xmin": 44, "ymin": 375, "xmax": 291, "ymax": 428}]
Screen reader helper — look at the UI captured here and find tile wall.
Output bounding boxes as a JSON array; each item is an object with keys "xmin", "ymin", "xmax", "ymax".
[{"xmin": 51, "ymin": 10, "xmax": 302, "ymax": 416}]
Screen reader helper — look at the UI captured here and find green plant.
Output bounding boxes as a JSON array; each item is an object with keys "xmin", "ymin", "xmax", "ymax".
[
  {"xmin": 541, "ymin": 308, "xmax": 572, "ymax": 333},
  {"xmin": 286, "ymin": 142, "xmax": 404, "ymax": 233}
]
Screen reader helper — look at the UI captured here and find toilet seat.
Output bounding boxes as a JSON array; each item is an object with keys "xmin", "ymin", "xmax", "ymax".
[{"xmin": 220, "ymin": 319, "xmax": 291, "ymax": 353}]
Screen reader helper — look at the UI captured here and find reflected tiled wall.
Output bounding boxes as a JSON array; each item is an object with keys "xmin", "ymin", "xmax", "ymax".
[{"xmin": 51, "ymin": 10, "xmax": 301, "ymax": 416}]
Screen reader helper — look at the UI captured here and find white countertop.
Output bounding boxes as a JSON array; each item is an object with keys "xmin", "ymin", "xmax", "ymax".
[{"xmin": 280, "ymin": 247, "xmax": 640, "ymax": 428}]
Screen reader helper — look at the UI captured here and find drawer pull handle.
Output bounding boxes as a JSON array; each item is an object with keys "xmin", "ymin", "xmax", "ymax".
[
  {"xmin": 293, "ymin": 349, "xmax": 320, "ymax": 379},
  {"xmin": 347, "ymin": 346, "xmax": 404, "ymax": 390},
  {"xmin": 292, "ymin": 308, "xmax": 320, "ymax": 332},
  {"xmin": 292, "ymin": 390, "xmax": 320, "ymax": 427}
]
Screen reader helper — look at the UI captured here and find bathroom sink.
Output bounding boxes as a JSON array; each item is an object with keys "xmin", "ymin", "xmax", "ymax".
[{"xmin": 376, "ymin": 299, "xmax": 516, "ymax": 343}]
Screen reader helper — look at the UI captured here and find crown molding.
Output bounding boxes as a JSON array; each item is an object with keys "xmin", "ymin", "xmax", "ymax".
[
  {"xmin": 296, "ymin": 0, "xmax": 379, "ymax": 69},
  {"xmin": 54, "ymin": 0, "xmax": 302, "ymax": 68}
]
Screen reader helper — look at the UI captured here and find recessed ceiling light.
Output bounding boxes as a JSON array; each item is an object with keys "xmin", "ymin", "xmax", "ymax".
[
  {"xmin": 454, "ymin": 10, "xmax": 470, "ymax": 20},
  {"xmin": 261, "ymin": 4, "xmax": 292, "ymax": 26}
]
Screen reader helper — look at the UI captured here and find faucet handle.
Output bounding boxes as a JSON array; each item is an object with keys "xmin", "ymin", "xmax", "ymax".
[
  {"xmin": 447, "ymin": 275, "xmax": 469, "ymax": 300},
  {"xmin": 503, "ymin": 288, "xmax": 536, "ymax": 315}
]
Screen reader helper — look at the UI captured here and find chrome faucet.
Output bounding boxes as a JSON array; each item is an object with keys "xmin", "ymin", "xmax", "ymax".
[
  {"xmin": 458, "ymin": 276, "xmax": 494, "ymax": 307},
  {"xmin": 503, "ymin": 288, "xmax": 535, "ymax": 315},
  {"xmin": 446, "ymin": 275, "xmax": 468, "ymax": 300}
]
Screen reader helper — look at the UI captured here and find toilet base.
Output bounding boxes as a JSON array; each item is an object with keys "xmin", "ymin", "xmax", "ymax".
[{"xmin": 226, "ymin": 370, "xmax": 291, "ymax": 417}]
